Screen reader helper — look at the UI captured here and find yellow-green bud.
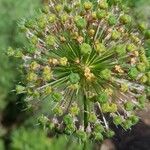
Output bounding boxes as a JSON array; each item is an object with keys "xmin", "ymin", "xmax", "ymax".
[{"xmin": 83, "ymin": 1, "xmax": 93, "ymax": 10}]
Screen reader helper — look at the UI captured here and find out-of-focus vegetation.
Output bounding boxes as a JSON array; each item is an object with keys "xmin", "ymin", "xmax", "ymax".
[{"xmin": 0, "ymin": 0, "xmax": 150, "ymax": 150}]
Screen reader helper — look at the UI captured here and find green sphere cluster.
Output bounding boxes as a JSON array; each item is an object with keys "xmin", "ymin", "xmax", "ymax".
[{"xmin": 11, "ymin": 0, "xmax": 150, "ymax": 142}]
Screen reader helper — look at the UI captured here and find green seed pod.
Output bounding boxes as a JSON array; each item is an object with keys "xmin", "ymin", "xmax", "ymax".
[
  {"xmin": 138, "ymin": 94, "xmax": 147, "ymax": 104},
  {"xmin": 120, "ymin": 83, "xmax": 128, "ymax": 92},
  {"xmin": 38, "ymin": 115, "xmax": 49, "ymax": 128},
  {"xmin": 42, "ymin": 66, "xmax": 52, "ymax": 81},
  {"xmin": 129, "ymin": 115, "xmax": 139, "ymax": 125},
  {"xmin": 101, "ymin": 102, "xmax": 110, "ymax": 113},
  {"xmin": 96, "ymin": 10, "xmax": 107, "ymax": 19},
  {"xmin": 30, "ymin": 36, "xmax": 38, "ymax": 45},
  {"xmin": 144, "ymin": 30, "xmax": 150, "ymax": 39},
  {"xmin": 105, "ymin": 130, "xmax": 115, "ymax": 138},
  {"xmin": 92, "ymin": 11, "xmax": 97, "ymax": 19},
  {"xmin": 95, "ymin": 43, "xmax": 106, "ymax": 53},
  {"xmin": 115, "ymin": 44, "xmax": 126, "ymax": 55},
  {"xmin": 88, "ymin": 113, "xmax": 97, "ymax": 123},
  {"xmin": 120, "ymin": 14, "xmax": 132, "ymax": 24},
  {"xmin": 94, "ymin": 132, "xmax": 103, "ymax": 141},
  {"xmin": 69, "ymin": 72, "xmax": 80, "ymax": 84},
  {"xmin": 136, "ymin": 62, "xmax": 146, "ymax": 72},
  {"xmin": 16, "ymin": 85, "xmax": 25, "ymax": 94},
  {"xmin": 61, "ymin": 14, "xmax": 69, "ymax": 22},
  {"xmin": 108, "ymin": 15, "xmax": 117, "ymax": 26},
  {"xmin": 138, "ymin": 22, "xmax": 147, "ymax": 32},
  {"xmin": 76, "ymin": 130, "xmax": 87, "ymax": 142},
  {"xmin": 100, "ymin": 69, "xmax": 111, "ymax": 80},
  {"xmin": 64, "ymin": 5, "xmax": 72, "ymax": 13},
  {"xmin": 27, "ymin": 72, "xmax": 37, "ymax": 81},
  {"xmin": 63, "ymin": 114, "xmax": 73, "ymax": 125},
  {"xmin": 113, "ymin": 116, "xmax": 123, "ymax": 125},
  {"xmin": 55, "ymin": 4, "xmax": 63, "ymax": 12},
  {"xmin": 124, "ymin": 101, "xmax": 134, "ymax": 111},
  {"xmin": 42, "ymin": 5, "xmax": 49, "ymax": 14},
  {"xmin": 46, "ymin": 35, "xmax": 56, "ymax": 46},
  {"xmin": 60, "ymin": 57, "xmax": 68, "ymax": 66},
  {"xmin": 111, "ymin": 30, "xmax": 121, "ymax": 40},
  {"xmin": 75, "ymin": 16, "xmax": 87, "ymax": 29},
  {"xmin": 51, "ymin": 92, "xmax": 62, "ymax": 102},
  {"xmin": 140, "ymin": 75, "xmax": 148, "ymax": 83},
  {"xmin": 83, "ymin": 1, "xmax": 93, "ymax": 10},
  {"xmin": 99, "ymin": 0, "xmax": 108, "ymax": 9},
  {"xmin": 128, "ymin": 67, "xmax": 139, "ymax": 79},
  {"xmin": 80, "ymin": 43, "xmax": 92, "ymax": 54},
  {"xmin": 48, "ymin": 14, "xmax": 56, "ymax": 23},
  {"xmin": 44, "ymin": 86, "xmax": 52, "ymax": 95},
  {"xmin": 94, "ymin": 124, "xmax": 105, "ymax": 133},
  {"xmin": 122, "ymin": 119, "xmax": 133, "ymax": 130},
  {"xmin": 126, "ymin": 43, "xmax": 136, "ymax": 52},
  {"xmin": 25, "ymin": 19, "xmax": 35, "ymax": 29},
  {"xmin": 37, "ymin": 15, "xmax": 47, "ymax": 29},
  {"xmin": 65, "ymin": 124, "xmax": 76, "ymax": 134},
  {"xmin": 97, "ymin": 92, "xmax": 109, "ymax": 104},
  {"xmin": 53, "ymin": 106, "xmax": 63, "ymax": 116},
  {"xmin": 70, "ymin": 104, "xmax": 79, "ymax": 116},
  {"xmin": 7, "ymin": 47, "xmax": 15, "ymax": 56},
  {"xmin": 109, "ymin": 103, "xmax": 117, "ymax": 113}
]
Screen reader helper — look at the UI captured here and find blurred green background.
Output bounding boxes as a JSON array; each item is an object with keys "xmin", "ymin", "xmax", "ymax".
[{"xmin": 0, "ymin": 0, "xmax": 150, "ymax": 149}]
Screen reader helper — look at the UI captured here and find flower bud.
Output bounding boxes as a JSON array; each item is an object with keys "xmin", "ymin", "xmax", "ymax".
[
  {"xmin": 113, "ymin": 116, "xmax": 123, "ymax": 125},
  {"xmin": 75, "ymin": 16, "xmax": 87, "ymax": 29},
  {"xmin": 120, "ymin": 83, "xmax": 128, "ymax": 92},
  {"xmin": 60, "ymin": 57, "xmax": 68, "ymax": 66},
  {"xmin": 136, "ymin": 62, "xmax": 146, "ymax": 72},
  {"xmin": 16, "ymin": 85, "xmax": 25, "ymax": 94},
  {"xmin": 144, "ymin": 30, "xmax": 150, "ymax": 39},
  {"xmin": 95, "ymin": 43, "xmax": 106, "ymax": 53},
  {"xmin": 70, "ymin": 103, "xmax": 79, "ymax": 116},
  {"xmin": 94, "ymin": 124, "xmax": 105, "ymax": 133},
  {"xmin": 128, "ymin": 67, "xmax": 139, "ymax": 79},
  {"xmin": 76, "ymin": 130, "xmax": 87, "ymax": 141},
  {"xmin": 100, "ymin": 69, "xmax": 111, "ymax": 80},
  {"xmin": 46, "ymin": 35, "xmax": 56, "ymax": 46},
  {"xmin": 124, "ymin": 101, "xmax": 134, "ymax": 111},
  {"xmin": 44, "ymin": 86, "xmax": 52, "ymax": 95},
  {"xmin": 53, "ymin": 106, "xmax": 63, "ymax": 116},
  {"xmin": 97, "ymin": 92, "xmax": 109, "ymax": 104},
  {"xmin": 88, "ymin": 113, "xmax": 97, "ymax": 123},
  {"xmin": 111, "ymin": 30, "xmax": 121, "ymax": 40},
  {"xmin": 48, "ymin": 14, "xmax": 56, "ymax": 23},
  {"xmin": 80, "ymin": 43, "xmax": 92, "ymax": 54},
  {"xmin": 108, "ymin": 15, "xmax": 117, "ymax": 26},
  {"xmin": 83, "ymin": 1, "xmax": 93, "ymax": 10},
  {"xmin": 94, "ymin": 132, "xmax": 103, "ymax": 141},
  {"xmin": 99, "ymin": 0, "xmax": 108, "ymax": 9},
  {"xmin": 55, "ymin": 4, "xmax": 63, "ymax": 12},
  {"xmin": 126, "ymin": 43, "xmax": 136, "ymax": 52},
  {"xmin": 96, "ymin": 10, "xmax": 107, "ymax": 19},
  {"xmin": 51, "ymin": 92, "xmax": 62, "ymax": 102},
  {"xmin": 27, "ymin": 72, "xmax": 37, "ymax": 81},
  {"xmin": 105, "ymin": 130, "xmax": 115, "ymax": 138},
  {"xmin": 120, "ymin": 15, "xmax": 132, "ymax": 24}
]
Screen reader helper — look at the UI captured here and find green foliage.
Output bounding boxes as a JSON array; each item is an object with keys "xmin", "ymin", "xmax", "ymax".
[
  {"xmin": 0, "ymin": 139, "xmax": 4, "ymax": 150},
  {"xmin": 10, "ymin": 127, "xmax": 91, "ymax": 150}
]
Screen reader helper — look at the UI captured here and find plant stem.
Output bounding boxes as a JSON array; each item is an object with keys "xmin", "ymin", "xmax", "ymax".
[{"xmin": 83, "ymin": 93, "xmax": 88, "ymax": 150}]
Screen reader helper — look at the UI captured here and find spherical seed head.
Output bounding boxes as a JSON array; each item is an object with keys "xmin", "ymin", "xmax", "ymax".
[{"xmin": 15, "ymin": 0, "xmax": 149, "ymax": 142}]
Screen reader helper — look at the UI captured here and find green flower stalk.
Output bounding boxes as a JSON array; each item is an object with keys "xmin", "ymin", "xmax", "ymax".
[{"xmin": 12, "ymin": 0, "xmax": 150, "ymax": 143}]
